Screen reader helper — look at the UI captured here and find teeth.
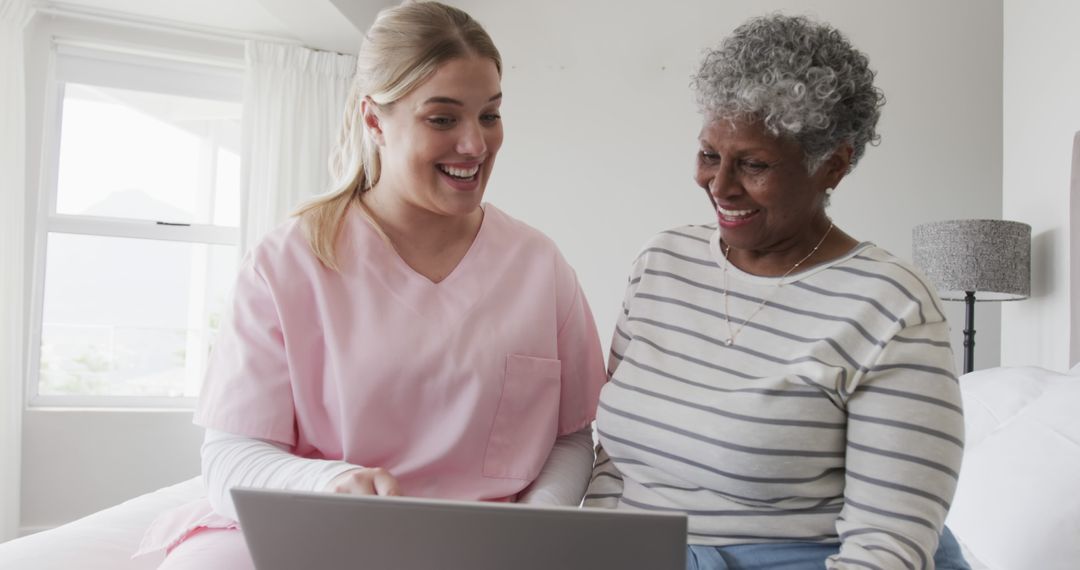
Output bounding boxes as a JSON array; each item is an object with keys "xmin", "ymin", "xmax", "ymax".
[
  {"xmin": 440, "ymin": 164, "xmax": 480, "ymax": 179},
  {"xmin": 718, "ymin": 206, "xmax": 755, "ymax": 217}
]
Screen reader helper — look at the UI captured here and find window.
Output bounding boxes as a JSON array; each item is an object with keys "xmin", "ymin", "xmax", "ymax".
[{"xmin": 29, "ymin": 42, "xmax": 244, "ymax": 407}]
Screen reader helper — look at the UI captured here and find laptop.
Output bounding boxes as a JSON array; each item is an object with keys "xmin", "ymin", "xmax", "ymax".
[{"xmin": 232, "ymin": 488, "xmax": 687, "ymax": 570}]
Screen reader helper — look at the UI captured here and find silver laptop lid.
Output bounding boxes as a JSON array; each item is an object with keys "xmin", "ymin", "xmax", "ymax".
[{"xmin": 232, "ymin": 488, "xmax": 686, "ymax": 570}]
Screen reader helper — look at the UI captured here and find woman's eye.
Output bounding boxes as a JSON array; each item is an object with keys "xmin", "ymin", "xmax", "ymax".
[
  {"xmin": 427, "ymin": 116, "xmax": 456, "ymax": 128},
  {"xmin": 740, "ymin": 160, "xmax": 769, "ymax": 172},
  {"xmin": 480, "ymin": 113, "xmax": 501, "ymax": 124},
  {"xmin": 698, "ymin": 150, "xmax": 719, "ymax": 163}
]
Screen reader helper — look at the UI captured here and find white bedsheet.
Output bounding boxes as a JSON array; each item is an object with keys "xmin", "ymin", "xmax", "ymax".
[{"xmin": 0, "ymin": 477, "xmax": 203, "ymax": 570}]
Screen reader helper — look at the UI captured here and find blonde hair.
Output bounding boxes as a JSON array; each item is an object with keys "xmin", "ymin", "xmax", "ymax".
[{"xmin": 294, "ymin": 1, "xmax": 502, "ymax": 269}]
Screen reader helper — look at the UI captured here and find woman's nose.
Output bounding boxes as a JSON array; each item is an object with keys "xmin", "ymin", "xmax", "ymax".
[
  {"xmin": 456, "ymin": 121, "xmax": 487, "ymax": 156},
  {"xmin": 706, "ymin": 165, "xmax": 738, "ymax": 199}
]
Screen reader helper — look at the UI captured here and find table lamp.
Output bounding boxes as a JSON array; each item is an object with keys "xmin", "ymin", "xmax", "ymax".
[{"xmin": 912, "ymin": 219, "xmax": 1031, "ymax": 374}]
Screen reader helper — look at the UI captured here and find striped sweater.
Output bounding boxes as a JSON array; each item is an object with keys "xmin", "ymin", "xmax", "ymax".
[{"xmin": 583, "ymin": 225, "xmax": 963, "ymax": 570}]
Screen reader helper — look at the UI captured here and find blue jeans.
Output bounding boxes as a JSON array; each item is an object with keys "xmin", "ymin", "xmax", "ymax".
[{"xmin": 686, "ymin": 526, "xmax": 970, "ymax": 569}]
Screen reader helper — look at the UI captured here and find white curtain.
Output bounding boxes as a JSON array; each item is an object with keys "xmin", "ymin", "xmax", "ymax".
[
  {"xmin": 0, "ymin": 0, "xmax": 32, "ymax": 542},
  {"xmin": 240, "ymin": 41, "xmax": 356, "ymax": 253}
]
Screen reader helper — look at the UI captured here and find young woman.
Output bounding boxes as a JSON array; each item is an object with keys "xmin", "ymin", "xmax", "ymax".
[{"xmin": 138, "ymin": 3, "xmax": 606, "ymax": 567}]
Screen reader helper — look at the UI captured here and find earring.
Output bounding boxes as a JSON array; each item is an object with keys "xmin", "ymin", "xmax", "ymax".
[{"xmin": 825, "ymin": 187, "xmax": 835, "ymax": 196}]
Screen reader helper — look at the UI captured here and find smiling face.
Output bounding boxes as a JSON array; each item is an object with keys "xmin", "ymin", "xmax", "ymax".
[
  {"xmin": 695, "ymin": 117, "xmax": 848, "ymax": 260},
  {"xmin": 363, "ymin": 55, "xmax": 503, "ymax": 218}
]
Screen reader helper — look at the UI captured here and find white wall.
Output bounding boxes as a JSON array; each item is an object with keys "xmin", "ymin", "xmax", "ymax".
[
  {"xmin": 19, "ymin": 410, "xmax": 203, "ymax": 534},
  {"xmin": 458, "ymin": 0, "xmax": 1004, "ymax": 372},
  {"xmin": 1002, "ymin": 0, "xmax": 1080, "ymax": 371}
]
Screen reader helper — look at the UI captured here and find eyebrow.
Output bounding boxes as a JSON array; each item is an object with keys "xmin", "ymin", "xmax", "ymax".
[
  {"xmin": 698, "ymin": 141, "xmax": 774, "ymax": 153},
  {"xmin": 421, "ymin": 93, "xmax": 503, "ymax": 106}
]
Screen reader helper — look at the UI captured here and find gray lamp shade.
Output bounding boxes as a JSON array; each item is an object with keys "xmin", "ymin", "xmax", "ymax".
[{"xmin": 912, "ymin": 219, "xmax": 1031, "ymax": 301}]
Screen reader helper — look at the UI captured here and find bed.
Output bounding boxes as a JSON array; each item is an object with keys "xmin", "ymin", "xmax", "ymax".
[
  {"xmin": 0, "ymin": 476, "xmax": 200, "ymax": 569},
  {"xmin": 1, "ymin": 366, "xmax": 1076, "ymax": 569},
  {"xmin": 943, "ymin": 365, "xmax": 1080, "ymax": 570}
]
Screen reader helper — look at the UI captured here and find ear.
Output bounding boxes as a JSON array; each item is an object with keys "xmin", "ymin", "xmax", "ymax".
[
  {"xmin": 360, "ymin": 96, "xmax": 386, "ymax": 146},
  {"xmin": 820, "ymin": 144, "xmax": 854, "ymax": 189}
]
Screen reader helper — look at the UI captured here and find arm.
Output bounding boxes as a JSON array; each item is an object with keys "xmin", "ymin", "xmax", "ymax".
[
  {"xmin": 583, "ymin": 315, "xmax": 631, "ymax": 508},
  {"xmin": 831, "ymin": 320, "xmax": 964, "ymax": 569},
  {"xmin": 550, "ymin": 256, "xmax": 608, "ymax": 439},
  {"xmin": 583, "ymin": 265, "xmax": 640, "ymax": 509},
  {"xmin": 513, "ymin": 251, "xmax": 605, "ymax": 507},
  {"xmin": 201, "ymin": 429, "xmax": 361, "ymax": 520},
  {"xmin": 582, "ymin": 443, "xmax": 624, "ymax": 508},
  {"xmin": 201, "ymin": 429, "xmax": 405, "ymax": 521},
  {"xmin": 518, "ymin": 428, "xmax": 595, "ymax": 506}
]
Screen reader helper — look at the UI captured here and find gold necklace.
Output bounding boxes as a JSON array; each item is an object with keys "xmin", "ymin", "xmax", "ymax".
[{"xmin": 721, "ymin": 222, "xmax": 834, "ymax": 346}]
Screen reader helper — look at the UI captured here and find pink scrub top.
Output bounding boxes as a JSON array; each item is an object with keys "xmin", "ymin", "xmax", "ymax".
[
  {"xmin": 198, "ymin": 202, "xmax": 606, "ymax": 495},
  {"xmin": 138, "ymin": 203, "xmax": 606, "ymax": 557}
]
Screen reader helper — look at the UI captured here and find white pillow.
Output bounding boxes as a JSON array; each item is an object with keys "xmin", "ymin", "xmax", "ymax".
[{"xmin": 946, "ymin": 366, "xmax": 1080, "ymax": 570}]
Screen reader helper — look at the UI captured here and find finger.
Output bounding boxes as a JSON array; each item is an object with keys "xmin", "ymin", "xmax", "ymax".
[
  {"xmin": 330, "ymin": 470, "xmax": 375, "ymax": 495},
  {"xmin": 372, "ymin": 471, "xmax": 401, "ymax": 496},
  {"xmin": 349, "ymin": 475, "xmax": 377, "ymax": 495}
]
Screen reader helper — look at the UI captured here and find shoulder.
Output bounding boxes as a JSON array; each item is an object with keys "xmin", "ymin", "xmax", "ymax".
[
  {"xmin": 640, "ymin": 224, "xmax": 716, "ymax": 253},
  {"xmin": 250, "ymin": 218, "xmax": 317, "ymax": 272},
  {"xmin": 246, "ymin": 217, "xmax": 318, "ymax": 276},
  {"xmin": 483, "ymin": 203, "xmax": 566, "ymax": 262},
  {"xmin": 839, "ymin": 245, "xmax": 937, "ymax": 291},
  {"xmin": 483, "ymin": 204, "xmax": 588, "ymax": 305},
  {"xmin": 628, "ymin": 223, "xmax": 717, "ymax": 274},
  {"xmin": 829, "ymin": 244, "xmax": 946, "ymax": 324}
]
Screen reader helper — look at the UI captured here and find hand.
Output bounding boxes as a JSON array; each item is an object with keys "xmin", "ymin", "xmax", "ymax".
[{"xmin": 325, "ymin": 467, "xmax": 401, "ymax": 497}]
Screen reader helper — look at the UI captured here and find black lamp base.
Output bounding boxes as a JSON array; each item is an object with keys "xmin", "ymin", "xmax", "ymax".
[{"xmin": 962, "ymin": 290, "xmax": 975, "ymax": 375}]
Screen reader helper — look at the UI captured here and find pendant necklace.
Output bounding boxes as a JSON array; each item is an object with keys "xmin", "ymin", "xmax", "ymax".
[{"xmin": 721, "ymin": 222, "xmax": 834, "ymax": 346}]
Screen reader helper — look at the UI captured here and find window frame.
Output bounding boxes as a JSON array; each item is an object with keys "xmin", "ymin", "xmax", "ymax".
[{"xmin": 27, "ymin": 39, "xmax": 244, "ymax": 409}]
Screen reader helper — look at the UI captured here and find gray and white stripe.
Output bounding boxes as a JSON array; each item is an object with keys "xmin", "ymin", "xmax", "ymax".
[{"xmin": 584, "ymin": 225, "xmax": 963, "ymax": 570}]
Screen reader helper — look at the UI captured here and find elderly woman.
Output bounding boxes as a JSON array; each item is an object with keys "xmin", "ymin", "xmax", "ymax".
[{"xmin": 584, "ymin": 14, "xmax": 970, "ymax": 570}]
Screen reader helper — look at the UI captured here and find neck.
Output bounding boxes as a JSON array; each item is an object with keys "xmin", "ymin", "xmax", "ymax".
[
  {"xmin": 359, "ymin": 185, "xmax": 483, "ymax": 255},
  {"xmin": 724, "ymin": 219, "xmax": 845, "ymax": 277}
]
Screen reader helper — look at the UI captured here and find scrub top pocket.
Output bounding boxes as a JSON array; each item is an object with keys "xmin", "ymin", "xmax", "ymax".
[{"xmin": 482, "ymin": 354, "xmax": 562, "ymax": 481}]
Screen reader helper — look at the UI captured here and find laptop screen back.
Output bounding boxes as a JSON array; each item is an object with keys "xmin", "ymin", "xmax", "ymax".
[{"xmin": 232, "ymin": 488, "xmax": 687, "ymax": 570}]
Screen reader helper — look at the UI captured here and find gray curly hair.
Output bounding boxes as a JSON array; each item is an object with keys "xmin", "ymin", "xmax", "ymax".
[{"xmin": 692, "ymin": 14, "xmax": 885, "ymax": 174}]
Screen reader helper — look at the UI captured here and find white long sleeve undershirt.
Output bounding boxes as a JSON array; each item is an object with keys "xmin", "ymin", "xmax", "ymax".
[
  {"xmin": 202, "ymin": 427, "xmax": 595, "ymax": 520},
  {"xmin": 201, "ymin": 429, "xmax": 357, "ymax": 521},
  {"xmin": 515, "ymin": 428, "xmax": 595, "ymax": 506}
]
